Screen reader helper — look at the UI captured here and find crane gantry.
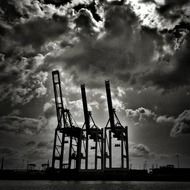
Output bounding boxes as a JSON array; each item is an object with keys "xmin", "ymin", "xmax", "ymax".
[{"xmin": 51, "ymin": 70, "xmax": 129, "ymax": 172}]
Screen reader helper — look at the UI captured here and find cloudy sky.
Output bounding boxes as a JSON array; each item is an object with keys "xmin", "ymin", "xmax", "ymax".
[{"xmin": 0, "ymin": 0, "xmax": 190, "ymax": 170}]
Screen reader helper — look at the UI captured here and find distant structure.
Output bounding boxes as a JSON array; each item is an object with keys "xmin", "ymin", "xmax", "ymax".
[
  {"xmin": 51, "ymin": 70, "xmax": 129, "ymax": 171},
  {"xmin": 27, "ymin": 163, "xmax": 36, "ymax": 171},
  {"xmin": 41, "ymin": 160, "xmax": 50, "ymax": 170},
  {"xmin": 176, "ymin": 154, "xmax": 180, "ymax": 168}
]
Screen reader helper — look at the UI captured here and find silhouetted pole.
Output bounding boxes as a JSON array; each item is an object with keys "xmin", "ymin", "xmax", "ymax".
[
  {"xmin": 126, "ymin": 127, "xmax": 129, "ymax": 170},
  {"xmin": 81, "ymin": 84, "xmax": 89, "ymax": 169},
  {"xmin": 104, "ymin": 128, "xmax": 107, "ymax": 168},
  {"xmin": 176, "ymin": 154, "xmax": 180, "ymax": 168},
  {"xmin": 1, "ymin": 157, "xmax": 4, "ymax": 170},
  {"xmin": 81, "ymin": 84, "xmax": 90, "ymax": 130},
  {"xmin": 105, "ymin": 81, "xmax": 114, "ymax": 168},
  {"xmin": 68, "ymin": 135, "xmax": 73, "ymax": 169},
  {"xmin": 101, "ymin": 128, "xmax": 104, "ymax": 170},
  {"xmin": 109, "ymin": 130, "xmax": 112, "ymax": 168},
  {"xmin": 95, "ymin": 133, "xmax": 98, "ymax": 170},
  {"xmin": 76, "ymin": 131, "xmax": 82, "ymax": 172},
  {"xmin": 105, "ymin": 81, "xmax": 115, "ymax": 130},
  {"xmin": 121, "ymin": 133, "xmax": 124, "ymax": 168}
]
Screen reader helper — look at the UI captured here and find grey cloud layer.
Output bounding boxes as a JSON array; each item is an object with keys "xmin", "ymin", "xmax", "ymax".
[
  {"xmin": 129, "ymin": 143, "xmax": 152, "ymax": 158},
  {"xmin": 126, "ymin": 107, "xmax": 190, "ymax": 137},
  {"xmin": 0, "ymin": 115, "xmax": 47, "ymax": 135},
  {"xmin": 0, "ymin": 0, "xmax": 70, "ymax": 105},
  {"xmin": 46, "ymin": 3, "xmax": 190, "ymax": 91},
  {"xmin": 47, "ymin": 6, "xmax": 163, "ymax": 88},
  {"xmin": 170, "ymin": 110, "xmax": 190, "ymax": 137},
  {"xmin": 0, "ymin": 0, "xmax": 189, "ymax": 108}
]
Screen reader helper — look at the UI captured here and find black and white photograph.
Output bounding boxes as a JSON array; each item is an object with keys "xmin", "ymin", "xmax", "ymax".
[{"xmin": 0, "ymin": 0, "xmax": 190, "ymax": 189}]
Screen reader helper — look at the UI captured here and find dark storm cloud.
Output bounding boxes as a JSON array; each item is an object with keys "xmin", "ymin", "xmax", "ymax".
[
  {"xmin": 25, "ymin": 141, "xmax": 36, "ymax": 147},
  {"xmin": 47, "ymin": 5, "xmax": 164, "ymax": 88},
  {"xmin": 73, "ymin": 0, "xmax": 102, "ymax": 22},
  {"xmin": 44, "ymin": 0, "xmax": 71, "ymax": 7},
  {"xmin": 43, "ymin": 101, "xmax": 56, "ymax": 119},
  {"xmin": 170, "ymin": 110, "xmax": 190, "ymax": 137},
  {"xmin": 0, "ymin": 0, "xmax": 49, "ymax": 23},
  {"xmin": 138, "ymin": 34, "xmax": 190, "ymax": 89},
  {"xmin": 23, "ymin": 148, "xmax": 51, "ymax": 161},
  {"xmin": 158, "ymin": 0, "xmax": 189, "ymax": 11},
  {"xmin": 0, "ymin": 0, "xmax": 70, "ymax": 106},
  {"xmin": 0, "ymin": 14, "xmax": 68, "ymax": 56},
  {"xmin": 0, "ymin": 147, "xmax": 17, "ymax": 157},
  {"xmin": 0, "ymin": 116, "xmax": 47, "ymax": 135},
  {"xmin": 37, "ymin": 141, "xmax": 47, "ymax": 148},
  {"xmin": 0, "ymin": 0, "xmax": 188, "ymax": 110},
  {"xmin": 164, "ymin": 0, "xmax": 188, "ymax": 5},
  {"xmin": 75, "ymin": 8, "xmax": 100, "ymax": 35},
  {"xmin": 0, "ymin": 55, "xmax": 48, "ymax": 105},
  {"xmin": 12, "ymin": 14, "xmax": 68, "ymax": 49},
  {"xmin": 37, "ymin": 141, "xmax": 52, "ymax": 149},
  {"xmin": 0, "ymin": 0, "xmax": 188, "ymax": 109},
  {"xmin": 142, "ymin": 0, "xmax": 190, "ymax": 20},
  {"xmin": 44, "ymin": 1, "xmax": 189, "ymax": 91},
  {"xmin": 0, "ymin": 1, "xmax": 23, "ymax": 21},
  {"xmin": 0, "ymin": 0, "xmax": 70, "ymax": 59},
  {"xmin": 142, "ymin": 0, "xmax": 189, "ymax": 8}
]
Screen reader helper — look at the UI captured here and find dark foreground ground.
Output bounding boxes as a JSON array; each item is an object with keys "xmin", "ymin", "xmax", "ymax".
[
  {"xmin": 0, "ymin": 167, "xmax": 190, "ymax": 181},
  {"xmin": 1, "ymin": 180, "xmax": 190, "ymax": 190}
]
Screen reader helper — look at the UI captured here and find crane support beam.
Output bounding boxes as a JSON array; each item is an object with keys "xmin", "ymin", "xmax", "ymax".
[
  {"xmin": 81, "ymin": 84, "xmax": 90, "ymax": 131},
  {"xmin": 105, "ymin": 81, "xmax": 115, "ymax": 130}
]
